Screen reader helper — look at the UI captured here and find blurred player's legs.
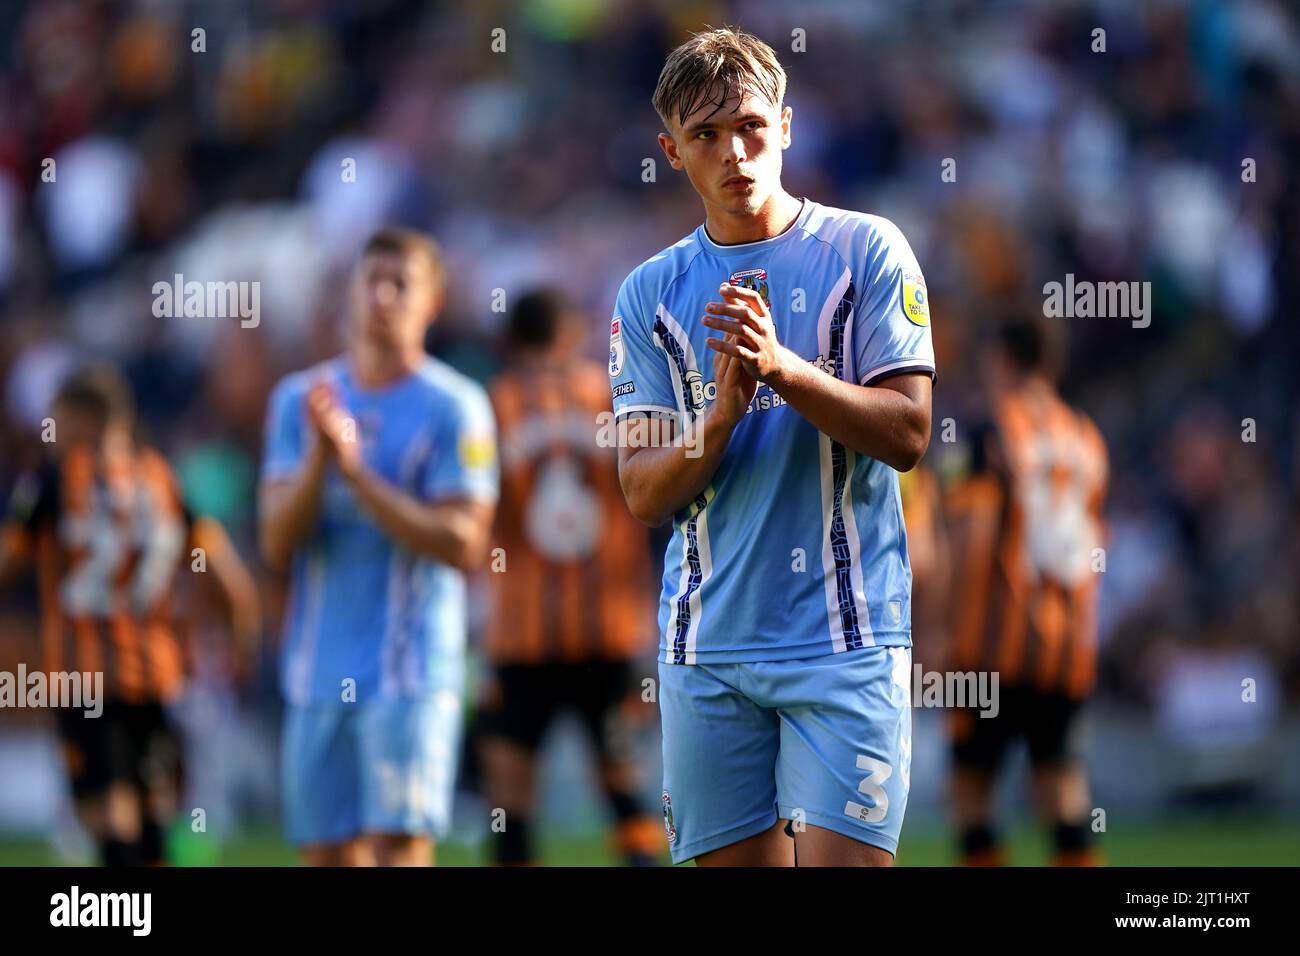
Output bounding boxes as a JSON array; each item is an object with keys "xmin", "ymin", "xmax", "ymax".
[
  {"xmin": 944, "ymin": 318, "xmax": 1109, "ymax": 867},
  {"xmin": 479, "ymin": 288, "xmax": 659, "ymax": 866},
  {"xmin": 1032, "ymin": 761, "xmax": 1097, "ymax": 866},
  {"xmin": 360, "ymin": 692, "xmax": 461, "ymax": 867},
  {"xmin": 477, "ymin": 661, "xmax": 659, "ymax": 866},
  {"xmin": 950, "ymin": 688, "xmax": 1101, "ymax": 866},
  {"xmin": 950, "ymin": 765, "xmax": 1002, "ymax": 867},
  {"xmin": 284, "ymin": 690, "xmax": 461, "ymax": 867},
  {"xmin": 57, "ymin": 701, "xmax": 184, "ymax": 866},
  {"xmin": 299, "ymin": 841, "xmax": 371, "ymax": 867}
]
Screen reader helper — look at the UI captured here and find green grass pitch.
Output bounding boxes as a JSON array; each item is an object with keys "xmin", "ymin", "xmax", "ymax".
[{"xmin": 2, "ymin": 817, "xmax": 1297, "ymax": 866}]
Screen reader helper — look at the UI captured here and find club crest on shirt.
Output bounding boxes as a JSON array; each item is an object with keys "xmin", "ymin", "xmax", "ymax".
[
  {"xmin": 728, "ymin": 268, "xmax": 770, "ymax": 309},
  {"xmin": 902, "ymin": 271, "xmax": 930, "ymax": 326}
]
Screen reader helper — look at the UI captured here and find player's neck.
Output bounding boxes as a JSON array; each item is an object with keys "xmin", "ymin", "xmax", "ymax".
[
  {"xmin": 702, "ymin": 189, "xmax": 803, "ymax": 246},
  {"xmin": 1019, "ymin": 373, "xmax": 1053, "ymax": 396},
  {"xmin": 515, "ymin": 345, "xmax": 574, "ymax": 372},
  {"xmin": 348, "ymin": 341, "xmax": 424, "ymax": 389},
  {"xmin": 1000, "ymin": 373, "xmax": 1054, "ymax": 403},
  {"xmin": 93, "ymin": 427, "xmax": 135, "ymax": 470}
]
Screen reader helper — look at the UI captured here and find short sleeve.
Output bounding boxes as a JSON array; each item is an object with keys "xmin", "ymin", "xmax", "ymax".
[
  {"xmin": 609, "ymin": 274, "xmax": 679, "ymax": 421},
  {"xmin": 422, "ymin": 386, "xmax": 499, "ymax": 504},
  {"xmin": 853, "ymin": 219, "xmax": 937, "ymax": 387},
  {"xmin": 261, "ymin": 376, "xmax": 308, "ymax": 482}
]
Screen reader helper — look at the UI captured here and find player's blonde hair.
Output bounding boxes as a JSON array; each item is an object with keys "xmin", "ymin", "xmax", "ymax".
[
  {"xmin": 652, "ymin": 26, "xmax": 787, "ymax": 131},
  {"xmin": 359, "ymin": 227, "xmax": 445, "ymax": 297}
]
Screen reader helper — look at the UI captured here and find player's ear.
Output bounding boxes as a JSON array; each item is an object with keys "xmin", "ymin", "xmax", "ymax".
[
  {"xmin": 780, "ymin": 105, "xmax": 792, "ymax": 149},
  {"xmin": 658, "ymin": 131, "xmax": 684, "ymax": 171}
]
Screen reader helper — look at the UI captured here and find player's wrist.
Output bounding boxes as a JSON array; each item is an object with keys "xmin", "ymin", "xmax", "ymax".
[
  {"xmin": 302, "ymin": 441, "xmax": 330, "ymax": 482},
  {"xmin": 709, "ymin": 396, "xmax": 747, "ymax": 430},
  {"xmin": 336, "ymin": 453, "xmax": 366, "ymax": 484},
  {"xmin": 761, "ymin": 345, "xmax": 800, "ymax": 389}
]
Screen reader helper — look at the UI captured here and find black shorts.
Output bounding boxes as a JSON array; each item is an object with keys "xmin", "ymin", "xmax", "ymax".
[
  {"xmin": 55, "ymin": 701, "xmax": 184, "ymax": 800},
  {"xmin": 476, "ymin": 659, "xmax": 640, "ymax": 754},
  {"xmin": 950, "ymin": 686, "xmax": 1086, "ymax": 772}
]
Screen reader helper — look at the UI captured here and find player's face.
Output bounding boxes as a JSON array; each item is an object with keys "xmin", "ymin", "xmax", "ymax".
[
  {"xmin": 51, "ymin": 403, "xmax": 107, "ymax": 459},
  {"xmin": 659, "ymin": 88, "xmax": 792, "ymax": 218},
  {"xmin": 553, "ymin": 308, "xmax": 587, "ymax": 358},
  {"xmin": 350, "ymin": 250, "xmax": 439, "ymax": 350}
]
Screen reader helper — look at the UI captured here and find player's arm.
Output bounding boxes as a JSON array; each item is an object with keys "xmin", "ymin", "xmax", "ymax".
[
  {"xmin": 704, "ymin": 283, "xmax": 931, "ymax": 471},
  {"xmin": 310, "ymin": 381, "xmax": 496, "ymax": 571},
  {"xmin": 617, "ymin": 344, "xmax": 754, "ymax": 527},
  {"xmin": 191, "ymin": 515, "xmax": 262, "ymax": 670},
  {"xmin": 257, "ymin": 378, "xmax": 333, "ymax": 571},
  {"xmin": 0, "ymin": 468, "xmax": 54, "ymax": 589},
  {"xmin": 258, "ymin": 441, "xmax": 328, "ymax": 571},
  {"xmin": 347, "ymin": 471, "xmax": 493, "ymax": 571}
]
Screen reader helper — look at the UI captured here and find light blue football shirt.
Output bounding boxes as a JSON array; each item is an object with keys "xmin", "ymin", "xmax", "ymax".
[
  {"xmin": 262, "ymin": 355, "xmax": 498, "ymax": 705},
  {"xmin": 609, "ymin": 199, "xmax": 935, "ymax": 665}
]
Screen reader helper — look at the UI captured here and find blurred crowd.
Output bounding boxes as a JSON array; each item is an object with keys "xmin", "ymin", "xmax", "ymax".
[{"xmin": 0, "ymin": 0, "xmax": 1297, "ymax": 744}]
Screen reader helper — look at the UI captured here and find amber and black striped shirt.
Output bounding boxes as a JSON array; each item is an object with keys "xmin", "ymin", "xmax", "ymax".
[
  {"xmin": 945, "ymin": 383, "xmax": 1108, "ymax": 699},
  {"xmin": 3, "ymin": 444, "xmax": 196, "ymax": 702},
  {"xmin": 484, "ymin": 360, "xmax": 654, "ymax": 665}
]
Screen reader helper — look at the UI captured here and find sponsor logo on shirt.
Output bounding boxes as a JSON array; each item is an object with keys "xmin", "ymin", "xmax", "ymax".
[
  {"xmin": 609, "ymin": 317, "xmax": 625, "ymax": 376},
  {"xmin": 685, "ymin": 370, "xmax": 716, "ymax": 410},
  {"xmin": 902, "ymin": 271, "xmax": 930, "ymax": 326},
  {"xmin": 459, "ymin": 433, "xmax": 496, "ymax": 470}
]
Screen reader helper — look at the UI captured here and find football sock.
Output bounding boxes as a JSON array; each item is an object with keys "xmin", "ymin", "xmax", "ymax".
[
  {"xmin": 101, "ymin": 837, "xmax": 140, "ymax": 867},
  {"xmin": 492, "ymin": 815, "xmax": 534, "ymax": 866},
  {"xmin": 959, "ymin": 823, "xmax": 1004, "ymax": 866},
  {"xmin": 1051, "ymin": 820, "xmax": 1102, "ymax": 866}
]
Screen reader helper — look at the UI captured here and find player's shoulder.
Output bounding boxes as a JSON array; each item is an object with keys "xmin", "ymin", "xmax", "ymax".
[
  {"xmin": 616, "ymin": 232, "xmax": 706, "ymax": 314},
  {"xmin": 268, "ymin": 358, "xmax": 340, "ymax": 404},
  {"xmin": 492, "ymin": 359, "xmax": 605, "ymax": 403},
  {"xmin": 413, "ymin": 356, "xmax": 492, "ymax": 419},
  {"xmin": 135, "ymin": 445, "xmax": 179, "ymax": 479},
  {"xmin": 802, "ymin": 202, "xmax": 918, "ymax": 268},
  {"xmin": 1064, "ymin": 397, "xmax": 1108, "ymax": 463}
]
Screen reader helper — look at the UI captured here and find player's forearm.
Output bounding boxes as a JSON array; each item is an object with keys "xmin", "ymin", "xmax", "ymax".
[
  {"xmin": 344, "ymin": 464, "xmax": 492, "ymax": 571},
  {"xmin": 198, "ymin": 517, "xmax": 263, "ymax": 648},
  {"xmin": 768, "ymin": 352, "xmax": 929, "ymax": 470},
  {"xmin": 258, "ymin": 445, "xmax": 328, "ymax": 570},
  {"xmin": 618, "ymin": 406, "xmax": 737, "ymax": 526}
]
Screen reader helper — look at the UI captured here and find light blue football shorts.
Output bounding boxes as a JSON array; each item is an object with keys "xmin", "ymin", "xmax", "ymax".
[
  {"xmin": 281, "ymin": 690, "xmax": 463, "ymax": 846},
  {"xmin": 658, "ymin": 644, "xmax": 912, "ymax": 864}
]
